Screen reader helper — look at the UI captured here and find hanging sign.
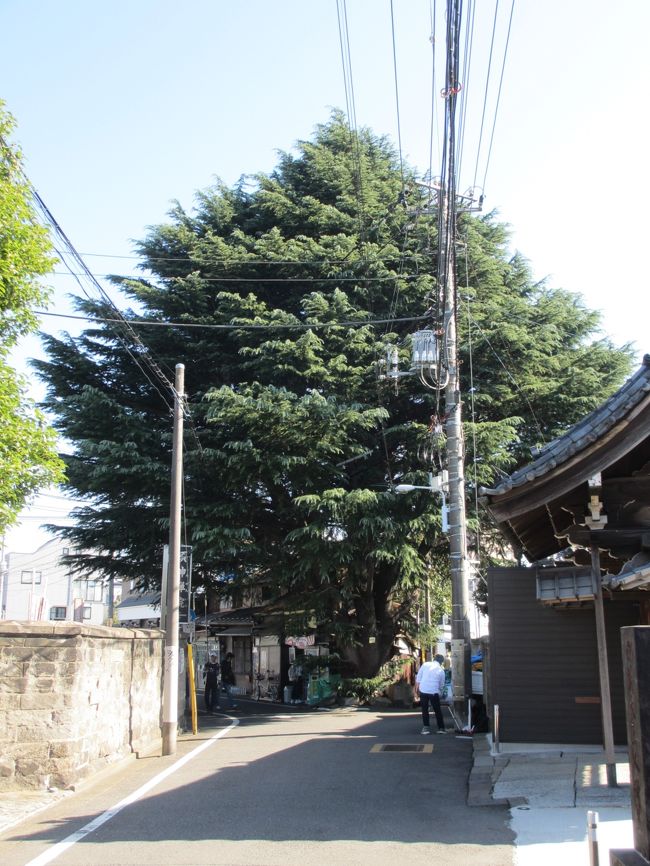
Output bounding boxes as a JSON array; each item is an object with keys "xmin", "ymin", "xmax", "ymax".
[{"xmin": 285, "ymin": 635, "xmax": 315, "ymax": 648}]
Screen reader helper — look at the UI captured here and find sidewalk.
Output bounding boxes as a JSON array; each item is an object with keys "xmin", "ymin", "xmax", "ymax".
[
  {"xmin": 468, "ymin": 734, "xmax": 634, "ymax": 865},
  {"xmin": 468, "ymin": 735, "xmax": 632, "ymax": 808},
  {"xmin": 0, "ymin": 789, "xmax": 69, "ymax": 836}
]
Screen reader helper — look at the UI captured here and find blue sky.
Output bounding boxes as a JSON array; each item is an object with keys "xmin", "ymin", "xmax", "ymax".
[{"xmin": 2, "ymin": 0, "xmax": 648, "ymax": 548}]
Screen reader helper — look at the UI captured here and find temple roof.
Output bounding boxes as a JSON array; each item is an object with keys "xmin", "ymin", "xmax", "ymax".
[{"xmin": 481, "ymin": 355, "xmax": 650, "ymax": 564}]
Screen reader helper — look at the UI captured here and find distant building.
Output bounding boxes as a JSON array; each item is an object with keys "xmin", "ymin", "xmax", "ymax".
[
  {"xmin": 117, "ymin": 589, "xmax": 161, "ymax": 627},
  {"xmin": 0, "ymin": 537, "xmax": 120, "ymax": 626}
]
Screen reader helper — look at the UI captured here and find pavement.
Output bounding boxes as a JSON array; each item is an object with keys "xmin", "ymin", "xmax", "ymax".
[
  {"xmin": 468, "ymin": 734, "xmax": 634, "ymax": 865},
  {"xmin": 0, "ymin": 702, "xmax": 636, "ymax": 865}
]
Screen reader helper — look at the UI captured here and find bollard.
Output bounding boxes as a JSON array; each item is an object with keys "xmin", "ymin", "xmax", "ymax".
[
  {"xmin": 493, "ymin": 703, "xmax": 500, "ymax": 754},
  {"xmin": 588, "ymin": 810, "xmax": 599, "ymax": 866}
]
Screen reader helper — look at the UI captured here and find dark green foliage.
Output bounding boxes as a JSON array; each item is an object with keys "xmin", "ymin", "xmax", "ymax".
[
  {"xmin": 339, "ymin": 656, "xmax": 410, "ymax": 704},
  {"xmin": 35, "ymin": 112, "xmax": 633, "ymax": 674}
]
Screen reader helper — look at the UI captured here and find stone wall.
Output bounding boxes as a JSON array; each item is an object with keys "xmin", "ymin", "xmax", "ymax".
[{"xmin": 0, "ymin": 621, "xmax": 164, "ymax": 791}]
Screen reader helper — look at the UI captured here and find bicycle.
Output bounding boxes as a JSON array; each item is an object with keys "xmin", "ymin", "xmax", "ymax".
[{"xmin": 255, "ymin": 669, "xmax": 280, "ymax": 701}]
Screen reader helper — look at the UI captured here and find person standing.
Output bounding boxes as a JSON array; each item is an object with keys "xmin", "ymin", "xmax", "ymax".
[
  {"xmin": 203, "ymin": 652, "xmax": 221, "ymax": 713},
  {"xmin": 288, "ymin": 659, "xmax": 304, "ymax": 704},
  {"xmin": 415, "ymin": 653, "xmax": 446, "ymax": 734},
  {"xmin": 221, "ymin": 651, "xmax": 238, "ymax": 709}
]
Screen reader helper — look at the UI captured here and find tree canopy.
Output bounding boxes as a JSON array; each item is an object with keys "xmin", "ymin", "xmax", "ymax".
[
  {"xmin": 0, "ymin": 102, "xmax": 64, "ymax": 533},
  {"xmin": 35, "ymin": 112, "xmax": 633, "ymax": 674}
]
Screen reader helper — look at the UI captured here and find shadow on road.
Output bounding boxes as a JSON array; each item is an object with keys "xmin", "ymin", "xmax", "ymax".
[{"xmin": 7, "ymin": 706, "xmax": 514, "ymax": 855}]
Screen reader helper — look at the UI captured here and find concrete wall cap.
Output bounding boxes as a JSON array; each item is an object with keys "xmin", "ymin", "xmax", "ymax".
[{"xmin": 0, "ymin": 621, "xmax": 163, "ymax": 641}]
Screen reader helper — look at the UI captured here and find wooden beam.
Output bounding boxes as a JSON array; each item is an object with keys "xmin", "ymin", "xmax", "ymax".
[
  {"xmin": 592, "ymin": 542, "xmax": 618, "ymax": 787},
  {"xmin": 618, "ymin": 626, "xmax": 650, "ymax": 863}
]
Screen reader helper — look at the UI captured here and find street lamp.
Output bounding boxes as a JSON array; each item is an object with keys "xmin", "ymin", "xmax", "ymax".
[
  {"xmin": 394, "ymin": 483, "xmax": 432, "ymax": 493},
  {"xmin": 394, "ymin": 471, "xmax": 449, "ymax": 532}
]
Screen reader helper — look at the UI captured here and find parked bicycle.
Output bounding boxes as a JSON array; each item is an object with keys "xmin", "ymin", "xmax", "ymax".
[{"xmin": 255, "ymin": 669, "xmax": 280, "ymax": 701}]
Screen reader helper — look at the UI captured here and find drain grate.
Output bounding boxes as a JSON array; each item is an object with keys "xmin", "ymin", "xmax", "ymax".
[{"xmin": 371, "ymin": 743, "xmax": 433, "ymax": 753}]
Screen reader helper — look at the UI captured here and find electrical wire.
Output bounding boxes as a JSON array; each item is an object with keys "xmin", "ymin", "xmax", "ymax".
[
  {"xmin": 0, "ymin": 131, "xmax": 182, "ymax": 415},
  {"xmin": 5, "ymin": 153, "xmax": 214, "ymax": 451},
  {"xmin": 390, "ymin": 0, "xmax": 406, "ymax": 192},
  {"xmin": 336, "ymin": 0, "xmax": 367, "ymax": 243},
  {"xmin": 471, "ymin": 0, "xmax": 501, "ymax": 191},
  {"xmin": 36, "ymin": 309, "xmax": 428, "ymax": 330},
  {"xmin": 464, "ymin": 309, "xmax": 547, "ymax": 445},
  {"xmin": 26, "ymin": 191, "xmax": 177, "ymax": 412},
  {"xmin": 456, "ymin": 0, "xmax": 477, "ymax": 184},
  {"xmin": 462, "ymin": 249, "xmax": 481, "ymax": 560},
  {"xmin": 481, "ymin": 0, "xmax": 515, "ymax": 192},
  {"xmin": 76, "ymin": 252, "xmax": 427, "ymax": 266},
  {"xmin": 49, "ymin": 271, "xmax": 420, "ymax": 284},
  {"xmin": 428, "ymin": 0, "xmax": 440, "ymax": 188}
]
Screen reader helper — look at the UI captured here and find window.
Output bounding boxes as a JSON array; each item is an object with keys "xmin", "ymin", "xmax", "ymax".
[
  {"xmin": 21, "ymin": 570, "xmax": 42, "ymax": 585},
  {"xmin": 50, "ymin": 606, "xmax": 67, "ymax": 621},
  {"xmin": 82, "ymin": 606, "xmax": 92, "ymax": 620},
  {"xmin": 83, "ymin": 581, "xmax": 103, "ymax": 602}
]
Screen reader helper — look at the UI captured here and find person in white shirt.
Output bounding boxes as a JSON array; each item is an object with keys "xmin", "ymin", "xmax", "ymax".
[{"xmin": 414, "ymin": 653, "xmax": 447, "ymax": 734}]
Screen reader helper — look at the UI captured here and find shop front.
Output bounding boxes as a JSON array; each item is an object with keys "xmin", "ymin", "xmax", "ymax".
[{"xmin": 285, "ymin": 634, "xmax": 337, "ymax": 705}]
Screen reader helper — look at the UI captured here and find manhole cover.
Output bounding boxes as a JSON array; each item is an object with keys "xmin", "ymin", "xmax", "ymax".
[{"xmin": 371, "ymin": 744, "xmax": 433, "ymax": 753}]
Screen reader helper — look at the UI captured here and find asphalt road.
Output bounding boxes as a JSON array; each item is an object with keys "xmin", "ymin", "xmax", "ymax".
[{"xmin": 0, "ymin": 704, "xmax": 515, "ymax": 866}]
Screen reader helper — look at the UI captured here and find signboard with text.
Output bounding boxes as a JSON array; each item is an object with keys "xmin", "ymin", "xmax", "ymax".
[{"xmin": 179, "ymin": 545, "xmax": 192, "ymax": 624}]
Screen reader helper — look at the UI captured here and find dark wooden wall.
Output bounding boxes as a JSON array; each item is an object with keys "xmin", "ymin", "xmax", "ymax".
[{"xmin": 487, "ymin": 567, "xmax": 640, "ymax": 744}]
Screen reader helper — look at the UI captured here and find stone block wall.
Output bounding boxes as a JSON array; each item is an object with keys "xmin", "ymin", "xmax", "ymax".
[{"xmin": 0, "ymin": 622, "xmax": 164, "ymax": 791}]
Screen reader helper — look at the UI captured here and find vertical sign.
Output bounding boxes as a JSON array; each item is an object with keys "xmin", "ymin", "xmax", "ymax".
[{"xmin": 179, "ymin": 545, "xmax": 192, "ymax": 624}]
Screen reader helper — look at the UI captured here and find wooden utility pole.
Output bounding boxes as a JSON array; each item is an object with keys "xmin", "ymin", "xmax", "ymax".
[{"xmin": 162, "ymin": 363, "xmax": 185, "ymax": 756}]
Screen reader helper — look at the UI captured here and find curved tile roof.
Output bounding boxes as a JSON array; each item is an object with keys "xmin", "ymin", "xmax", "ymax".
[{"xmin": 480, "ymin": 354, "xmax": 650, "ymax": 497}]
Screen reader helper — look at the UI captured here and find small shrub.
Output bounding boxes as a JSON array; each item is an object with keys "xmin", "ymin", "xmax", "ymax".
[{"xmin": 338, "ymin": 657, "xmax": 409, "ymax": 705}]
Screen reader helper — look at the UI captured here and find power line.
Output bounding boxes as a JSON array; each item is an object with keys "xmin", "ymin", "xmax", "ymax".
[
  {"xmin": 0, "ymin": 132, "xmax": 179, "ymax": 413},
  {"xmin": 390, "ymin": 0, "xmax": 406, "ymax": 192},
  {"xmin": 49, "ymin": 271, "xmax": 420, "ymax": 284},
  {"xmin": 36, "ymin": 309, "xmax": 428, "ymax": 331},
  {"xmin": 427, "ymin": 0, "xmax": 440, "ymax": 189},
  {"xmin": 76, "ymin": 252, "xmax": 428, "ymax": 266},
  {"xmin": 481, "ymin": 0, "xmax": 516, "ymax": 192},
  {"xmin": 471, "ymin": 0, "xmax": 501, "ymax": 190},
  {"xmin": 456, "ymin": 0, "xmax": 477, "ymax": 183},
  {"xmin": 336, "ymin": 0, "xmax": 369, "ymax": 248},
  {"xmin": 464, "ymin": 305, "xmax": 547, "ymax": 445},
  {"xmin": 26, "ymin": 190, "xmax": 177, "ymax": 411}
]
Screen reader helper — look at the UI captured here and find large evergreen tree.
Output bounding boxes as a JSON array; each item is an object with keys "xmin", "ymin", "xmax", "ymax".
[
  {"xmin": 0, "ymin": 102, "xmax": 64, "ymax": 533},
  {"xmin": 35, "ymin": 113, "xmax": 632, "ymax": 674}
]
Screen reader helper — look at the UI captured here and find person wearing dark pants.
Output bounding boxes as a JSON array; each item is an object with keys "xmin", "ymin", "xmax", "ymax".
[
  {"xmin": 221, "ymin": 651, "xmax": 238, "ymax": 709},
  {"xmin": 203, "ymin": 653, "xmax": 221, "ymax": 713},
  {"xmin": 415, "ymin": 653, "xmax": 446, "ymax": 734}
]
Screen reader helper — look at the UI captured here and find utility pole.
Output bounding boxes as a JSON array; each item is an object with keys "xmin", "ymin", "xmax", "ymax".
[
  {"xmin": 162, "ymin": 363, "xmax": 185, "ymax": 756},
  {"xmin": 439, "ymin": 0, "xmax": 472, "ymax": 727}
]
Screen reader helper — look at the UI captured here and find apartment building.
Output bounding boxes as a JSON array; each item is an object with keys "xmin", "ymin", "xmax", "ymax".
[{"xmin": 0, "ymin": 537, "xmax": 120, "ymax": 626}]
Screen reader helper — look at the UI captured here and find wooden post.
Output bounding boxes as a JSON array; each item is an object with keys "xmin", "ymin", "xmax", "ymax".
[
  {"xmin": 611, "ymin": 627, "xmax": 650, "ymax": 865},
  {"xmin": 591, "ymin": 543, "xmax": 617, "ymax": 786}
]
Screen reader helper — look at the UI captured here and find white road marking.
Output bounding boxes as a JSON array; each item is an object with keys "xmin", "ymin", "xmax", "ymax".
[{"xmin": 24, "ymin": 718, "xmax": 239, "ymax": 866}]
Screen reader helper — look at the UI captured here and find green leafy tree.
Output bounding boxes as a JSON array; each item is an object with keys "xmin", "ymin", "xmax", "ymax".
[
  {"xmin": 0, "ymin": 103, "xmax": 64, "ymax": 533},
  {"xmin": 35, "ymin": 113, "xmax": 632, "ymax": 674}
]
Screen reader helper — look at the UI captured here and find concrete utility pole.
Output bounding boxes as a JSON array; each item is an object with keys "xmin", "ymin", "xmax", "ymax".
[
  {"xmin": 162, "ymin": 363, "xmax": 185, "ymax": 756},
  {"xmin": 439, "ymin": 0, "xmax": 472, "ymax": 727}
]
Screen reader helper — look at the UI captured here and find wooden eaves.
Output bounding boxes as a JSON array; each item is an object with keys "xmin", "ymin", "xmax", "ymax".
[{"xmin": 480, "ymin": 354, "xmax": 650, "ymax": 570}]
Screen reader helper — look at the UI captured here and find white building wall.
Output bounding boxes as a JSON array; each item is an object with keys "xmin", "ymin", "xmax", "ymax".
[{"xmin": 0, "ymin": 538, "xmax": 120, "ymax": 626}]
